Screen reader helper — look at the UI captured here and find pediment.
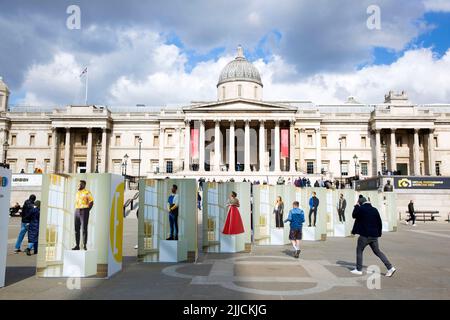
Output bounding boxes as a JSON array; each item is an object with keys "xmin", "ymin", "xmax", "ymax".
[{"xmin": 184, "ymin": 99, "xmax": 297, "ymax": 113}]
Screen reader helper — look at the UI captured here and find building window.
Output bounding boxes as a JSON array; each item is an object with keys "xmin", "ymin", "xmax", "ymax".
[
  {"xmin": 341, "ymin": 162, "xmax": 349, "ymax": 176},
  {"xmin": 113, "ymin": 160, "xmax": 122, "ymax": 175},
  {"xmin": 153, "ymin": 135, "xmax": 159, "ymax": 147},
  {"xmin": 151, "ymin": 160, "xmax": 159, "ymax": 173},
  {"xmin": 166, "ymin": 160, "xmax": 173, "ymax": 174},
  {"xmin": 81, "ymin": 135, "xmax": 87, "ymax": 146},
  {"xmin": 361, "ymin": 136, "xmax": 367, "ymax": 148},
  {"xmin": 26, "ymin": 160, "xmax": 36, "ymax": 174},
  {"xmin": 134, "ymin": 136, "xmax": 140, "ymax": 146},
  {"xmin": 29, "ymin": 134, "xmax": 35, "ymax": 146},
  {"xmin": 321, "ymin": 161, "xmax": 329, "ymax": 173},
  {"xmin": 44, "ymin": 159, "xmax": 51, "ymax": 173},
  {"xmin": 115, "ymin": 135, "xmax": 121, "ymax": 146},
  {"xmin": 361, "ymin": 162, "xmax": 368, "ymax": 176},
  {"xmin": 306, "ymin": 161, "xmax": 314, "ymax": 174},
  {"xmin": 396, "ymin": 137, "xmax": 402, "ymax": 147},
  {"xmin": 167, "ymin": 133, "xmax": 173, "ymax": 146},
  {"xmin": 339, "ymin": 136, "xmax": 347, "ymax": 148},
  {"xmin": 131, "ymin": 160, "xmax": 139, "ymax": 176},
  {"xmin": 435, "ymin": 162, "xmax": 441, "ymax": 176},
  {"xmin": 48, "ymin": 135, "xmax": 52, "ymax": 146},
  {"xmin": 321, "ymin": 136, "xmax": 327, "ymax": 147},
  {"xmin": 8, "ymin": 160, "xmax": 17, "ymax": 173},
  {"xmin": 11, "ymin": 134, "xmax": 17, "ymax": 146},
  {"xmin": 222, "ymin": 86, "xmax": 226, "ymax": 100},
  {"xmin": 434, "ymin": 136, "xmax": 438, "ymax": 148},
  {"xmin": 238, "ymin": 84, "xmax": 242, "ymax": 97},
  {"xmin": 307, "ymin": 135, "xmax": 313, "ymax": 146}
]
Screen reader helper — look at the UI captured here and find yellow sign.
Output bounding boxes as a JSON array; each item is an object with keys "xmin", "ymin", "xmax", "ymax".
[{"xmin": 110, "ymin": 182, "xmax": 124, "ymax": 263}]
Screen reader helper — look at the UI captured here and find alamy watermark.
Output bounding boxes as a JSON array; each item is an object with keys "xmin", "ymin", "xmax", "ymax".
[
  {"xmin": 66, "ymin": 5, "xmax": 81, "ymax": 30},
  {"xmin": 367, "ymin": 5, "xmax": 381, "ymax": 30}
]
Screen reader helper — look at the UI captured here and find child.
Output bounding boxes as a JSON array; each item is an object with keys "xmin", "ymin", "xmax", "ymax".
[{"xmin": 284, "ymin": 201, "xmax": 305, "ymax": 258}]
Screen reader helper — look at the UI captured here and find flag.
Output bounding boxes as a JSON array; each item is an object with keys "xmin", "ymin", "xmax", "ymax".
[{"xmin": 80, "ymin": 67, "xmax": 88, "ymax": 77}]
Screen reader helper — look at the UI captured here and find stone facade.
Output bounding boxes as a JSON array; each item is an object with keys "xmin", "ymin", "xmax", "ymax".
[{"xmin": 1, "ymin": 48, "xmax": 450, "ymax": 183}]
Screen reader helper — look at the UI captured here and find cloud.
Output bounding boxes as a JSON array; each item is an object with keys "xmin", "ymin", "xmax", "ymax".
[{"xmin": 424, "ymin": 0, "xmax": 450, "ymax": 12}]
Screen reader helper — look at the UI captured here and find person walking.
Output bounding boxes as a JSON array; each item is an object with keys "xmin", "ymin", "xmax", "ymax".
[
  {"xmin": 406, "ymin": 200, "xmax": 416, "ymax": 226},
  {"xmin": 350, "ymin": 196, "xmax": 396, "ymax": 277},
  {"xmin": 337, "ymin": 193, "xmax": 347, "ymax": 223},
  {"xmin": 25, "ymin": 201, "xmax": 40, "ymax": 256},
  {"xmin": 273, "ymin": 196, "xmax": 284, "ymax": 228},
  {"xmin": 167, "ymin": 184, "xmax": 179, "ymax": 240},
  {"xmin": 308, "ymin": 192, "xmax": 319, "ymax": 227},
  {"xmin": 14, "ymin": 194, "xmax": 36, "ymax": 253},
  {"xmin": 284, "ymin": 201, "xmax": 305, "ymax": 258}
]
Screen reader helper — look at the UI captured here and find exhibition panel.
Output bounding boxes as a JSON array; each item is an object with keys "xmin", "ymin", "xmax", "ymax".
[{"xmin": 0, "ymin": 167, "xmax": 12, "ymax": 288}]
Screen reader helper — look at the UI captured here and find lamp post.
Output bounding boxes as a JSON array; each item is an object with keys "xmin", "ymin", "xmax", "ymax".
[
  {"xmin": 138, "ymin": 137, "xmax": 143, "ymax": 178},
  {"xmin": 382, "ymin": 141, "xmax": 387, "ymax": 175},
  {"xmin": 353, "ymin": 154, "xmax": 359, "ymax": 179},
  {"xmin": 3, "ymin": 141, "xmax": 9, "ymax": 165},
  {"xmin": 95, "ymin": 140, "xmax": 101, "ymax": 173},
  {"xmin": 122, "ymin": 153, "xmax": 129, "ymax": 176},
  {"xmin": 338, "ymin": 137, "xmax": 343, "ymax": 189}
]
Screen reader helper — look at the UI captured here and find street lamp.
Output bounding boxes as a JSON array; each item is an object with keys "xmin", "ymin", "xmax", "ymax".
[
  {"xmin": 338, "ymin": 137, "xmax": 343, "ymax": 189},
  {"xmin": 122, "ymin": 153, "xmax": 129, "ymax": 176},
  {"xmin": 3, "ymin": 141, "xmax": 9, "ymax": 165},
  {"xmin": 138, "ymin": 137, "xmax": 143, "ymax": 178},
  {"xmin": 353, "ymin": 154, "xmax": 359, "ymax": 179},
  {"xmin": 382, "ymin": 141, "xmax": 387, "ymax": 175},
  {"xmin": 95, "ymin": 140, "xmax": 101, "ymax": 173}
]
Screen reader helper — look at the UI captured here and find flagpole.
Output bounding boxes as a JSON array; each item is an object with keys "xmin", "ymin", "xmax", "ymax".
[{"xmin": 85, "ymin": 68, "xmax": 88, "ymax": 106}]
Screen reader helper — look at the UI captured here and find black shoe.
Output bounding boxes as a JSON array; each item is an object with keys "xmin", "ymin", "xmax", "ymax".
[
  {"xmin": 14, "ymin": 249, "xmax": 21, "ymax": 254},
  {"xmin": 174, "ymin": 236, "xmax": 178, "ymax": 241},
  {"xmin": 25, "ymin": 248, "xmax": 32, "ymax": 256},
  {"xmin": 294, "ymin": 250, "xmax": 300, "ymax": 258},
  {"xmin": 308, "ymin": 225, "xmax": 311, "ymax": 227},
  {"xmin": 83, "ymin": 246, "xmax": 87, "ymax": 251},
  {"xmin": 72, "ymin": 246, "xmax": 80, "ymax": 251},
  {"xmin": 166, "ymin": 237, "xmax": 174, "ymax": 241}
]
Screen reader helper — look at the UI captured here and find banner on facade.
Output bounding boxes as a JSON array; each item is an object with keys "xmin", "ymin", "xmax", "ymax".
[
  {"xmin": 281, "ymin": 129, "xmax": 289, "ymax": 158},
  {"xmin": 394, "ymin": 177, "xmax": 450, "ymax": 189},
  {"xmin": 190, "ymin": 128, "xmax": 199, "ymax": 159}
]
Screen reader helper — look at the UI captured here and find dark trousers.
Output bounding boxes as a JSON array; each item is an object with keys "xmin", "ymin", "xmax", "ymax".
[
  {"xmin": 275, "ymin": 211, "xmax": 284, "ymax": 228},
  {"xmin": 169, "ymin": 212, "xmax": 178, "ymax": 238},
  {"xmin": 75, "ymin": 208, "xmax": 90, "ymax": 248},
  {"xmin": 406, "ymin": 213, "xmax": 416, "ymax": 224},
  {"xmin": 308, "ymin": 208, "xmax": 317, "ymax": 226},
  {"xmin": 356, "ymin": 236, "xmax": 392, "ymax": 271},
  {"xmin": 338, "ymin": 209, "xmax": 346, "ymax": 222}
]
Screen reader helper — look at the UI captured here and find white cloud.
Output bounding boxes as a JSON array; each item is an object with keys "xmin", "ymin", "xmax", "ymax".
[{"xmin": 423, "ymin": 0, "xmax": 450, "ymax": 12}]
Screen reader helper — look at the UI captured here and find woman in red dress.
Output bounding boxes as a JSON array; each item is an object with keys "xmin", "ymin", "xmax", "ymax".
[{"xmin": 222, "ymin": 191, "xmax": 245, "ymax": 235}]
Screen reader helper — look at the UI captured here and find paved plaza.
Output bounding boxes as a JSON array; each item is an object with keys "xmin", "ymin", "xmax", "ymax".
[{"xmin": 1, "ymin": 215, "xmax": 449, "ymax": 300}]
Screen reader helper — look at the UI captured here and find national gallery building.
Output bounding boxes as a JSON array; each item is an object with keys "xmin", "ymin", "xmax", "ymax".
[{"xmin": 1, "ymin": 47, "xmax": 450, "ymax": 183}]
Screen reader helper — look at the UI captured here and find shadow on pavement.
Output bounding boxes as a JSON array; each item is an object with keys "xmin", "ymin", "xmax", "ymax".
[{"xmin": 5, "ymin": 266, "xmax": 37, "ymax": 287}]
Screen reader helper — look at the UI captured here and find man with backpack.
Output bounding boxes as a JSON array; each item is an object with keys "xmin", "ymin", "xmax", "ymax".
[{"xmin": 14, "ymin": 194, "xmax": 36, "ymax": 253}]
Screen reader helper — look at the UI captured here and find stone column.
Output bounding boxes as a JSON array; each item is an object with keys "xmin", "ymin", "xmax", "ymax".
[
  {"xmin": 214, "ymin": 119, "xmax": 221, "ymax": 172},
  {"xmin": 86, "ymin": 128, "xmax": 93, "ymax": 173},
  {"xmin": 374, "ymin": 129, "xmax": 381, "ymax": 176},
  {"xmin": 289, "ymin": 120, "xmax": 296, "ymax": 173},
  {"xmin": 199, "ymin": 120, "xmax": 205, "ymax": 172},
  {"xmin": 244, "ymin": 120, "xmax": 251, "ymax": 172},
  {"xmin": 64, "ymin": 128, "xmax": 71, "ymax": 173},
  {"xmin": 101, "ymin": 128, "xmax": 108, "ymax": 173},
  {"xmin": 428, "ymin": 129, "xmax": 435, "ymax": 175},
  {"xmin": 315, "ymin": 128, "xmax": 321, "ymax": 174},
  {"xmin": 184, "ymin": 120, "xmax": 190, "ymax": 171},
  {"xmin": 175, "ymin": 127, "xmax": 181, "ymax": 172},
  {"xmin": 229, "ymin": 120, "xmax": 235, "ymax": 172},
  {"xmin": 259, "ymin": 120, "xmax": 265, "ymax": 173},
  {"xmin": 159, "ymin": 127, "xmax": 165, "ymax": 173},
  {"xmin": 299, "ymin": 129, "xmax": 304, "ymax": 173},
  {"xmin": 274, "ymin": 120, "xmax": 281, "ymax": 172},
  {"xmin": 413, "ymin": 129, "xmax": 420, "ymax": 176},
  {"xmin": 389, "ymin": 128, "xmax": 396, "ymax": 173},
  {"xmin": 50, "ymin": 128, "xmax": 58, "ymax": 173}
]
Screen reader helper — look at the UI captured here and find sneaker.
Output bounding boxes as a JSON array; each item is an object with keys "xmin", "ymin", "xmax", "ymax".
[
  {"xmin": 134, "ymin": 245, "xmax": 138, "ymax": 249},
  {"xmin": 72, "ymin": 246, "xmax": 80, "ymax": 251},
  {"xmin": 350, "ymin": 269, "xmax": 363, "ymax": 275},
  {"xmin": 412, "ymin": 224, "xmax": 417, "ymax": 227},
  {"xmin": 25, "ymin": 248, "xmax": 32, "ymax": 256},
  {"xmin": 294, "ymin": 250, "xmax": 301, "ymax": 258},
  {"xmin": 14, "ymin": 249, "xmax": 21, "ymax": 254},
  {"xmin": 386, "ymin": 267, "xmax": 396, "ymax": 277},
  {"xmin": 404, "ymin": 221, "xmax": 409, "ymax": 225}
]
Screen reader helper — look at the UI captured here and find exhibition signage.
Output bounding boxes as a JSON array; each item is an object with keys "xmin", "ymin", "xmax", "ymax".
[
  {"xmin": 0, "ymin": 167, "xmax": 12, "ymax": 287},
  {"xmin": 11, "ymin": 174, "xmax": 42, "ymax": 187},
  {"xmin": 394, "ymin": 177, "xmax": 450, "ymax": 189}
]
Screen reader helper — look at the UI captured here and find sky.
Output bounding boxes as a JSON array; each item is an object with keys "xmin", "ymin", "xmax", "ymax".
[{"xmin": 1, "ymin": 0, "xmax": 450, "ymax": 107}]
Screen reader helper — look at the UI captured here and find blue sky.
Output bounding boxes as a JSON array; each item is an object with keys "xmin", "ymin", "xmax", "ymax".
[{"xmin": 1, "ymin": 0, "xmax": 450, "ymax": 106}]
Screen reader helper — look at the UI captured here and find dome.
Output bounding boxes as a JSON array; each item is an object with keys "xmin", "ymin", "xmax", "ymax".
[{"xmin": 217, "ymin": 46, "xmax": 263, "ymax": 87}]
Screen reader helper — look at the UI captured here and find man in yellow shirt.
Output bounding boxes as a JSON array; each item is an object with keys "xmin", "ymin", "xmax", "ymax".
[{"xmin": 73, "ymin": 180, "xmax": 94, "ymax": 250}]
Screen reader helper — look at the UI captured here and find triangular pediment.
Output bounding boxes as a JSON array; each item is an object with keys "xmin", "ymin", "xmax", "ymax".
[{"xmin": 184, "ymin": 98, "xmax": 297, "ymax": 113}]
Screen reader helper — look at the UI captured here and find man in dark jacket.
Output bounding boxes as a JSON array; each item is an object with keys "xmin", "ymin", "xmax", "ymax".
[
  {"xmin": 351, "ymin": 196, "xmax": 396, "ymax": 277},
  {"xmin": 14, "ymin": 194, "xmax": 36, "ymax": 253},
  {"xmin": 337, "ymin": 194, "xmax": 347, "ymax": 223},
  {"xmin": 26, "ymin": 201, "xmax": 40, "ymax": 256},
  {"xmin": 405, "ymin": 200, "xmax": 416, "ymax": 226},
  {"xmin": 308, "ymin": 192, "xmax": 320, "ymax": 227}
]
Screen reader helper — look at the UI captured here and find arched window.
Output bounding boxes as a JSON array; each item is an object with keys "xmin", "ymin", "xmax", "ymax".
[
  {"xmin": 254, "ymin": 86, "xmax": 258, "ymax": 99},
  {"xmin": 222, "ymin": 86, "xmax": 226, "ymax": 100},
  {"xmin": 238, "ymin": 84, "xmax": 242, "ymax": 97}
]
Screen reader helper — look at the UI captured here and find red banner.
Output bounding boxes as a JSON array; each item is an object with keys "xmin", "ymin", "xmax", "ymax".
[
  {"xmin": 281, "ymin": 129, "xmax": 289, "ymax": 158},
  {"xmin": 190, "ymin": 128, "xmax": 199, "ymax": 158}
]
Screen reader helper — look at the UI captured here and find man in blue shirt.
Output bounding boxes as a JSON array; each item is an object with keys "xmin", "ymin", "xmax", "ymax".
[
  {"xmin": 167, "ymin": 185, "xmax": 179, "ymax": 240},
  {"xmin": 284, "ymin": 201, "xmax": 305, "ymax": 258},
  {"xmin": 308, "ymin": 192, "xmax": 320, "ymax": 227}
]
